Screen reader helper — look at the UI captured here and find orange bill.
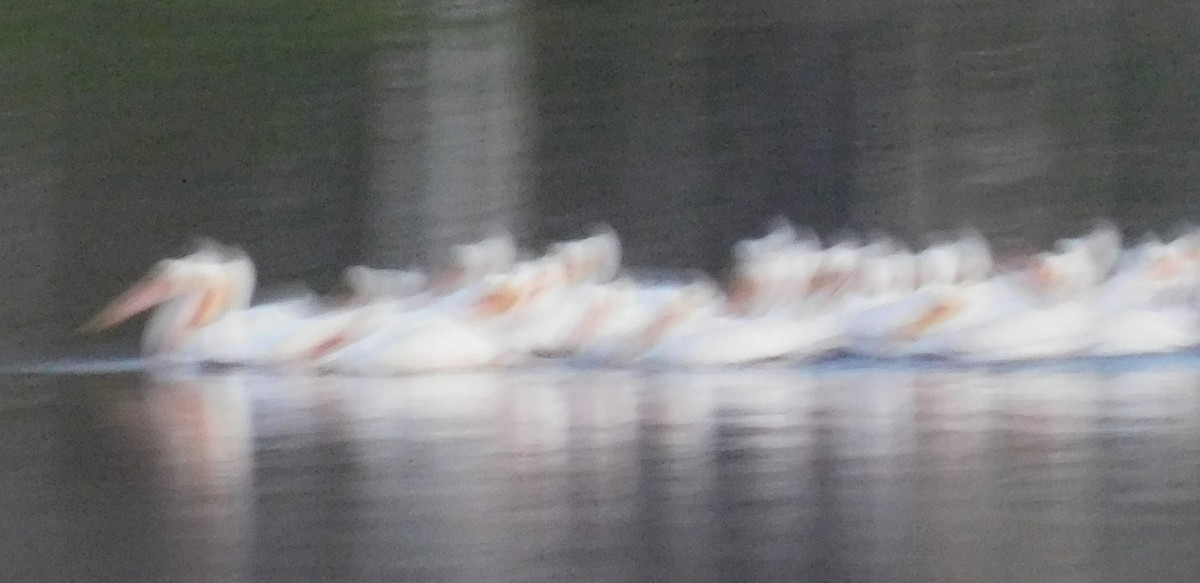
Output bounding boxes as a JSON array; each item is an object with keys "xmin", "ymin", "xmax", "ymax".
[
  {"xmin": 629, "ymin": 303, "xmax": 686, "ymax": 358},
  {"xmin": 1031, "ymin": 260, "xmax": 1059, "ymax": 291},
  {"xmin": 808, "ymin": 265, "xmax": 836, "ymax": 295},
  {"xmin": 78, "ymin": 276, "xmax": 175, "ymax": 334},
  {"xmin": 897, "ymin": 298, "xmax": 962, "ymax": 341},
  {"xmin": 726, "ymin": 275, "xmax": 759, "ymax": 314},
  {"xmin": 189, "ymin": 280, "xmax": 231, "ymax": 329},
  {"xmin": 309, "ymin": 331, "xmax": 352, "ymax": 361},
  {"xmin": 473, "ymin": 283, "xmax": 522, "ymax": 319}
]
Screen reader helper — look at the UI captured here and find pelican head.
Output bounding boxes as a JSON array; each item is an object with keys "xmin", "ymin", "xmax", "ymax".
[
  {"xmin": 917, "ymin": 244, "xmax": 959, "ymax": 288},
  {"xmin": 439, "ymin": 242, "xmax": 490, "ymax": 290},
  {"xmin": 479, "ymin": 229, "xmax": 518, "ymax": 273},
  {"xmin": 585, "ymin": 224, "xmax": 622, "ymax": 283},
  {"xmin": 342, "ymin": 266, "xmax": 427, "ymax": 305},
  {"xmin": 80, "ymin": 258, "xmax": 204, "ymax": 334},
  {"xmin": 1083, "ymin": 220, "xmax": 1123, "ymax": 277},
  {"xmin": 80, "ymin": 243, "xmax": 252, "ymax": 355},
  {"xmin": 677, "ymin": 275, "xmax": 723, "ymax": 317},
  {"xmin": 762, "ymin": 216, "xmax": 798, "ymax": 249},
  {"xmin": 551, "ymin": 242, "xmax": 591, "ymax": 284},
  {"xmin": 1138, "ymin": 240, "xmax": 1190, "ymax": 284},
  {"xmin": 548, "ymin": 225, "xmax": 623, "ymax": 285},
  {"xmin": 1026, "ymin": 246, "xmax": 1096, "ymax": 301},
  {"xmin": 727, "ymin": 240, "xmax": 768, "ymax": 314},
  {"xmin": 813, "ymin": 242, "xmax": 862, "ymax": 297},
  {"xmin": 469, "ymin": 265, "xmax": 539, "ymax": 322},
  {"xmin": 435, "ymin": 231, "xmax": 518, "ymax": 291},
  {"xmin": 954, "ymin": 229, "xmax": 993, "ymax": 283},
  {"xmin": 861, "ymin": 245, "xmax": 916, "ymax": 297},
  {"xmin": 342, "ymin": 266, "xmax": 382, "ymax": 304}
]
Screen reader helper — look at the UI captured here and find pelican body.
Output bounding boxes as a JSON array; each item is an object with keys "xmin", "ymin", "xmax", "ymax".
[{"xmin": 80, "ymin": 221, "xmax": 1200, "ymax": 374}]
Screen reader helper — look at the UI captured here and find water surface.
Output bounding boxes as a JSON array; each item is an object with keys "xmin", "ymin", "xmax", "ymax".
[{"xmin": 3, "ymin": 366, "xmax": 1199, "ymax": 582}]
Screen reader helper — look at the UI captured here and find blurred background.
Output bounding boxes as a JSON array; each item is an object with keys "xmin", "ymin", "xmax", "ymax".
[
  {"xmin": 7, "ymin": 4, "xmax": 1200, "ymax": 583},
  {"xmin": 3, "ymin": 0, "xmax": 1198, "ymax": 351}
]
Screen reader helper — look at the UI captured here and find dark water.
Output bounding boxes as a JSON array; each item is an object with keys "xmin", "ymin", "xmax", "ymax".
[{"xmin": 5, "ymin": 366, "xmax": 1200, "ymax": 582}]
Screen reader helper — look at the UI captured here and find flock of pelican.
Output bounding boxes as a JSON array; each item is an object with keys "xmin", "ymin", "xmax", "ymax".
[{"xmin": 80, "ymin": 220, "xmax": 1200, "ymax": 374}]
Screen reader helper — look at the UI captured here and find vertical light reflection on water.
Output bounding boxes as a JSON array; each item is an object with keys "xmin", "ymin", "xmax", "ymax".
[
  {"xmin": 909, "ymin": 371, "xmax": 1002, "ymax": 582},
  {"xmin": 1092, "ymin": 369, "xmax": 1200, "ymax": 583},
  {"xmin": 703, "ymin": 371, "xmax": 818, "ymax": 582},
  {"xmin": 815, "ymin": 370, "xmax": 919, "ymax": 582},
  {"xmin": 426, "ymin": 0, "xmax": 530, "ymax": 259},
  {"xmin": 544, "ymin": 372, "xmax": 640, "ymax": 583},
  {"xmin": 989, "ymin": 372, "xmax": 1100, "ymax": 583},
  {"xmin": 322, "ymin": 373, "xmax": 510, "ymax": 582},
  {"xmin": 364, "ymin": 0, "xmax": 427, "ymax": 268},
  {"xmin": 243, "ymin": 373, "xmax": 363, "ymax": 583},
  {"xmin": 137, "ymin": 372, "xmax": 254, "ymax": 582},
  {"xmin": 634, "ymin": 372, "xmax": 719, "ymax": 583},
  {"xmin": 367, "ymin": 0, "xmax": 531, "ymax": 268}
]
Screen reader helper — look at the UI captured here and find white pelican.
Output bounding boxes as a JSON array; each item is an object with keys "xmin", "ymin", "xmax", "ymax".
[
  {"xmin": 635, "ymin": 280, "xmax": 802, "ymax": 367},
  {"xmin": 921, "ymin": 241, "xmax": 1102, "ymax": 362},
  {"xmin": 521, "ymin": 239, "xmax": 641, "ymax": 357},
  {"xmin": 724, "ymin": 217, "xmax": 826, "ymax": 316},
  {"xmin": 77, "ymin": 220, "xmax": 1200, "ymax": 371},
  {"xmin": 843, "ymin": 230, "xmax": 1025, "ymax": 359},
  {"xmin": 725, "ymin": 241, "xmax": 792, "ymax": 317},
  {"xmin": 1088, "ymin": 234, "xmax": 1200, "ymax": 356},
  {"xmin": 313, "ymin": 260, "xmax": 554, "ymax": 375},
  {"xmin": 342, "ymin": 265, "xmax": 428, "ymax": 305},
  {"xmin": 309, "ymin": 227, "xmax": 622, "ymax": 373},
  {"xmin": 545, "ymin": 224, "xmax": 623, "ymax": 285},
  {"xmin": 429, "ymin": 229, "xmax": 518, "ymax": 294},
  {"xmin": 574, "ymin": 275, "xmax": 823, "ymax": 368},
  {"xmin": 841, "ymin": 237, "xmax": 975, "ymax": 358},
  {"xmin": 82, "ymin": 237, "xmax": 258, "ymax": 357},
  {"xmin": 553, "ymin": 278, "xmax": 662, "ymax": 364},
  {"xmin": 80, "ymin": 240, "xmax": 315, "ymax": 365},
  {"xmin": 724, "ymin": 232, "xmax": 848, "ymax": 359}
]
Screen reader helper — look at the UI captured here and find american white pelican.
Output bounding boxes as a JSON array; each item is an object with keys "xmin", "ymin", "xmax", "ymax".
[
  {"xmin": 840, "ymin": 233, "xmax": 982, "ymax": 358},
  {"xmin": 612, "ymin": 278, "xmax": 824, "ymax": 368},
  {"xmin": 545, "ymin": 224, "xmax": 623, "ymax": 286},
  {"xmin": 78, "ymin": 219, "xmax": 1200, "ymax": 372},
  {"xmin": 726, "ymin": 241, "xmax": 793, "ymax": 317},
  {"xmin": 342, "ymin": 265, "xmax": 428, "ymax": 305},
  {"xmin": 80, "ymin": 240, "xmax": 311, "ymax": 365},
  {"xmin": 925, "ymin": 241, "xmax": 1103, "ymax": 362},
  {"xmin": 313, "ymin": 260, "xmax": 555, "ymax": 375},
  {"xmin": 429, "ymin": 229, "xmax": 518, "ymax": 293},
  {"xmin": 1088, "ymin": 234, "xmax": 1200, "ymax": 356},
  {"xmin": 79, "ymin": 240, "xmax": 405, "ymax": 369}
]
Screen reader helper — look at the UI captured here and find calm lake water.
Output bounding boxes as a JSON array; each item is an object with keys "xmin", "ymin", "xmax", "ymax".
[{"xmin": 3, "ymin": 362, "xmax": 1200, "ymax": 582}]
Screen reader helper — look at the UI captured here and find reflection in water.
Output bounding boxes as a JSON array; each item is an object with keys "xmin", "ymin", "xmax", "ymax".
[
  {"xmin": 127, "ymin": 373, "xmax": 253, "ymax": 581},
  {"xmin": 5, "ymin": 368, "xmax": 1200, "ymax": 582}
]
